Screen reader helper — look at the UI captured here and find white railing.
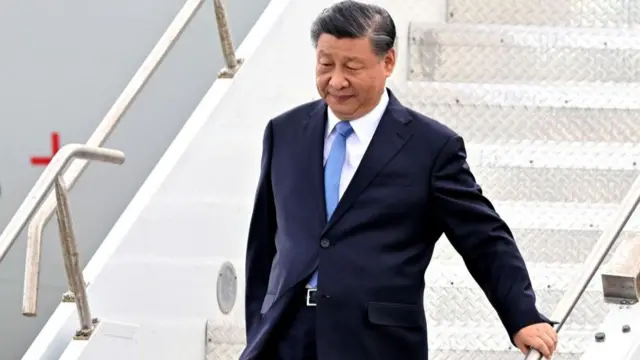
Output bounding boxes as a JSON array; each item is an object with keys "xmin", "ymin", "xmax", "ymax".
[
  {"xmin": 0, "ymin": 0, "xmax": 241, "ymax": 340},
  {"xmin": 0, "ymin": 145, "xmax": 125, "ymax": 337},
  {"xmin": 525, "ymin": 174, "xmax": 640, "ymax": 359}
]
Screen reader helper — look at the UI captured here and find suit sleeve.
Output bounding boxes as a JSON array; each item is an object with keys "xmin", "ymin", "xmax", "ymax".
[
  {"xmin": 244, "ymin": 120, "xmax": 277, "ymax": 336},
  {"xmin": 431, "ymin": 135, "xmax": 555, "ymax": 341}
]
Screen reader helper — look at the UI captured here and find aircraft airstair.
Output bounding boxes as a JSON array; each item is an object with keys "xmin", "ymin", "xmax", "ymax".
[{"xmin": 0, "ymin": 0, "xmax": 639, "ymax": 359}]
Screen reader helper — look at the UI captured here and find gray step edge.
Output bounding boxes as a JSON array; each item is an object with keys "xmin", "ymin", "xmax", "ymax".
[{"xmin": 408, "ymin": 22, "xmax": 640, "ymax": 49}]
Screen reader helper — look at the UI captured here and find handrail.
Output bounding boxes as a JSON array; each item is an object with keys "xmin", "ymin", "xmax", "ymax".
[
  {"xmin": 21, "ymin": 0, "xmax": 241, "ymax": 316},
  {"xmin": 0, "ymin": 145, "xmax": 125, "ymax": 335},
  {"xmin": 0, "ymin": 145, "xmax": 125, "ymax": 263},
  {"xmin": 524, "ymin": 174, "xmax": 640, "ymax": 359}
]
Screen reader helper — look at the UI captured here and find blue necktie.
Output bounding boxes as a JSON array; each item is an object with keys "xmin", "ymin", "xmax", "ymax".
[{"xmin": 308, "ymin": 121, "xmax": 354, "ymax": 288}]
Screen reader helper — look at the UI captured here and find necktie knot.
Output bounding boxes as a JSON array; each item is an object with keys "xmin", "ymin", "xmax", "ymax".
[{"xmin": 335, "ymin": 121, "xmax": 354, "ymax": 138}]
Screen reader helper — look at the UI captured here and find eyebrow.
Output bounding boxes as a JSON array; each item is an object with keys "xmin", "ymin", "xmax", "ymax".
[
  {"xmin": 345, "ymin": 56, "xmax": 363, "ymax": 63},
  {"xmin": 317, "ymin": 52, "xmax": 363, "ymax": 63}
]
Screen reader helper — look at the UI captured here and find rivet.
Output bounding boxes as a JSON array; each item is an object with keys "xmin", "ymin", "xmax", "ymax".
[{"xmin": 623, "ymin": 325, "xmax": 631, "ymax": 333}]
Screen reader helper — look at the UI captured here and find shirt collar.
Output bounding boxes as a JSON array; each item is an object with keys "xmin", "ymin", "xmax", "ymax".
[{"xmin": 326, "ymin": 89, "xmax": 389, "ymax": 141}]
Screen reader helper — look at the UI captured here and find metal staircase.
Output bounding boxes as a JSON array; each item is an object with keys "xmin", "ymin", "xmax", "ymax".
[
  {"xmin": 391, "ymin": 0, "xmax": 640, "ymax": 359},
  {"xmin": 1, "ymin": 0, "xmax": 639, "ymax": 359}
]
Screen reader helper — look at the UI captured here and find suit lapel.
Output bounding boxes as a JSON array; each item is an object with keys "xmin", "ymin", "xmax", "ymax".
[
  {"xmin": 322, "ymin": 90, "xmax": 414, "ymax": 236},
  {"xmin": 304, "ymin": 101, "xmax": 330, "ymax": 226}
]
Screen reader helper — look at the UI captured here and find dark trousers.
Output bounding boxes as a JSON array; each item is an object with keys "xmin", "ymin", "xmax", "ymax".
[{"xmin": 264, "ymin": 287, "xmax": 318, "ymax": 360}]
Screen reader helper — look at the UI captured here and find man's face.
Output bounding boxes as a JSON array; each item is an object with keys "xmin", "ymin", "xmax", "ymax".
[{"xmin": 315, "ymin": 34, "xmax": 395, "ymax": 120}]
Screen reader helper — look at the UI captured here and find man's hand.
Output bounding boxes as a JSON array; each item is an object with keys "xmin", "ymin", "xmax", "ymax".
[{"xmin": 513, "ymin": 323, "xmax": 558, "ymax": 359}]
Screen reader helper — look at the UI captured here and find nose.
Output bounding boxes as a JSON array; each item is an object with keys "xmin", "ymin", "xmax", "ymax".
[{"xmin": 328, "ymin": 69, "xmax": 349, "ymax": 89}]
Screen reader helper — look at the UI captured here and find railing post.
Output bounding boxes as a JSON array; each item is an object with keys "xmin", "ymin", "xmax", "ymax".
[
  {"xmin": 53, "ymin": 176, "xmax": 96, "ymax": 337},
  {"xmin": 214, "ymin": 0, "xmax": 243, "ymax": 78}
]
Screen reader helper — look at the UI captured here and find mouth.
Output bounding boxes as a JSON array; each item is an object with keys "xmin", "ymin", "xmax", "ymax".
[{"xmin": 330, "ymin": 94, "xmax": 353, "ymax": 103}]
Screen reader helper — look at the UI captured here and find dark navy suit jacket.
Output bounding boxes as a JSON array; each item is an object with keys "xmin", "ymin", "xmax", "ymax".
[{"xmin": 241, "ymin": 89, "xmax": 551, "ymax": 359}]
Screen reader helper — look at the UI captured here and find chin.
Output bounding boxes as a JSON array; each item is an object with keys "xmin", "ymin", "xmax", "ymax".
[{"xmin": 327, "ymin": 102, "xmax": 350, "ymax": 112}]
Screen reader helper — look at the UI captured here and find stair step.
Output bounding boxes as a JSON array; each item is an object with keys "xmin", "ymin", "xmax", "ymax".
[
  {"xmin": 407, "ymin": 24, "xmax": 640, "ymax": 84},
  {"xmin": 464, "ymin": 142, "xmax": 639, "ymax": 171},
  {"xmin": 426, "ymin": 262, "xmax": 601, "ymax": 293},
  {"xmin": 205, "ymin": 322, "xmax": 246, "ymax": 359},
  {"xmin": 401, "ymin": 82, "xmax": 640, "ymax": 143},
  {"xmin": 401, "ymin": 82, "xmax": 640, "ymax": 108},
  {"xmin": 434, "ymin": 230, "xmax": 638, "ymax": 264},
  {"xmin": 420, "ymin": 103, "xmax": 640, "ymax": 144},
  {"xmin": 445, "ymin": 0, "xmax": 640, "ymax": 28},
  {"xmin": 424, "ymin": 285, "xmax": 606, "ymax": 329},
  {"xmin": 428, "ymin": 326, "xmax": 590, "ymax": 353},
  {"xmin": 204, "ymin": 320, "xmax": 589, "ymax": 358},
  {"xmin": 469, "ymin": 166, "xmax": 636, "ymax": 203},
  {"xmin": 431, "ymin": 349, "xmax": 581, "ymax": 360},
  {"xmin": 487, "ymin": 201, "xmax": 640, "ymax": 231}
]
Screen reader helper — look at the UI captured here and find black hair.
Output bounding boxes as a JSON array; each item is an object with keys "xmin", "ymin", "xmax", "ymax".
[{"xmin": 310, "ymin": 0, "xmax": 396, "ymax": 57}]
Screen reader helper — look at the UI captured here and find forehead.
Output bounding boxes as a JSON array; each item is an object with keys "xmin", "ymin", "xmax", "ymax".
[{"xmin": 316, "ymin": 34, "xmax": 374, "ymax": 59}]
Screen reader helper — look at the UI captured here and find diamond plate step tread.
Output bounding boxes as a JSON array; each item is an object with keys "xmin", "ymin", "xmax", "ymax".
[
  {"xmin": 433, "ymin": 230, "xmax": 638, "ymax": 264},
  {"xmin": 204, "ymin": 323, "xmax": 590, "ymax": 357},
  {"xmin": 398, "ymin": 81, "xmax": 640, "ymax": 143},
  {"xmin": 489, "ymin": 201, "xmax": 640, "ymax": 231},
  {"xmin": 427, "ymin": 261, "xmax": 602, "ymax": 292},
  {"xmin": 204, "ymin": 322, "xmax": 245, "ymax": 359},
  {"xmin": 417, "ymin": 103, "xmax": 640, "ymax": 143},
  {"xmin": 446, "ymin": 0, "xmax": 640, "ymax": 28},
  {"xmin": 430, "ymin": 350, "xmax": 581, "ymax": 360},
  {"xmin": 399, "ymin": 82, "xmax": 640, "ymax": 109},
  {"xmin": 407, "ymin": 23, "xmax": 640, "ymax": 83},
  {"xmin": 429, "ymin": 327, "xmax": 591, "ymax": 353},
  {"xmin": 469, "ymin": 167, "xmax": 636, "ymax": 203},
  {"xmin": 465, "ymin": 142, "xmax": 640, "ymax": 171},
  {"xmin": 425, "ymin": 285, "xmax": 607, "ymax": 329}
]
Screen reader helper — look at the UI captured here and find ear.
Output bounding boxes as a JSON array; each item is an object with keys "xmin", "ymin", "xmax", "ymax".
[{"xmin": 383, "ymin": 48, "xmax": 396, "ymax": 77}]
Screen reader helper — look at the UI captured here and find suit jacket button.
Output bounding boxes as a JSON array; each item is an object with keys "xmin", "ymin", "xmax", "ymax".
[{"xmin": 320, "ymin": 239, "xmax": 330, "ymax": 248}]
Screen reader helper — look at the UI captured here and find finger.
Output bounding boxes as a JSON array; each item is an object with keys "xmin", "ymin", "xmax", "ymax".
[
  {"xmin": 546, "ymin": 326, "xmax": 558, "ymax": 345},
  {"xmin": 542, "ymin": 326, "xmax": 558, "ymax": 355},
  {"xmin": 530, "ymin": 337, "xmax": 551, "ymax": 359},
  {"xmin": 516, "ymin": 343, "xmax": 529, "ymax": 355},
  {"xmin": 540, "ymin": 332, "xmax": 556, "ymax": 354}
]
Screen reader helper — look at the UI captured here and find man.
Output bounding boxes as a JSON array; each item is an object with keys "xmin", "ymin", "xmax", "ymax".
[{"xmin": 241, "ymin": 1, "xmax": 558, "ymax": 359}]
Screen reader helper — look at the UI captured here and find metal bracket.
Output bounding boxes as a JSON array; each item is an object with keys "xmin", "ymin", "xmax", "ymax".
[{"xmin": 602, "ymin": 235, "xmax": 640, "ymax": 304}]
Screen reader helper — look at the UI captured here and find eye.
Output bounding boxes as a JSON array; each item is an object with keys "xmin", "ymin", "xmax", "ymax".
[{"xmin": 345, "ymin": 62, "xmax": 363, "ymax": 71}]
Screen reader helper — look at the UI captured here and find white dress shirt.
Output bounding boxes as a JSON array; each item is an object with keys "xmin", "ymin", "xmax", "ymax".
[{"xmin": 323, "ymin": 90, "xmax": 390, "ymax": 198}]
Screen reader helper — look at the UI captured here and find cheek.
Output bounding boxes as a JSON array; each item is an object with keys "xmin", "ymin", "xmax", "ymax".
[
  {"xmin": 347, "ymin": 76, "xmax": 367, "ymax": 92},
  {"xmin": 355, "ymin": 74, "xmax": 381, "ymax": 93},
  {"xmin": 316, "ymin": 74, "xmax": 329, "ymax": 89}
]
